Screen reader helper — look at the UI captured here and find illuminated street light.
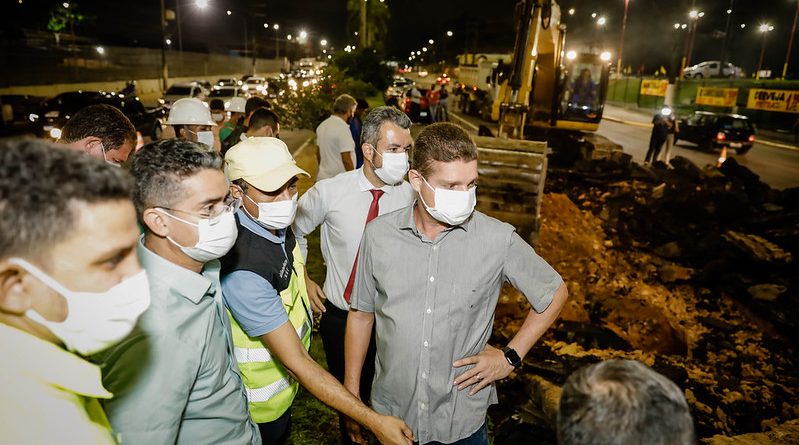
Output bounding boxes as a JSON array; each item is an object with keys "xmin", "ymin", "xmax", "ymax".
[
  {"xmin": 689, "ymin": 9, "xmax": 698, "ymax": 19},
  {"xmin": 600, "ymin": 51, "xmax": 612, "ymax": 62},
  {"xmin": 226, "ymin": 10, "xmax": 232, "ymax": 15},
  {"xmin": 273, "ymin": 24, "xmax": 279, "ymax": 30},
  {"xmin": 165, "ymin": 38, "xmax": 172, "ymax": 45},
  {"xmin": 263, "ymin": 23, "xmax": 268, "ymax": 28},
  {"xmin": 320, "ymin": 39, "xmax": 328, "ymax": 46},
  {"xmin": 591, "ymin": 12, "xmax": 597, "ymax": 18},
  {"xmin": 740, "ymin": 23, "xmax": 746, "ymax": 29},
  {"xmin": 299, "ymin": 30, "xmax": 308, "ymax": 39},
  {"xmin": 568, "ymin": 8, "xmax": 575, "ymax": 15},
  {"xmin": 95, "ymin": 46, "xmax": 105, "ymax": 55},
  {"xmin": 446, "ymin": 30, "xmax": 453, "ymax": 37},
  {"xmin": 566, "ymin": 50, "xmax": 577, "ymax": 60},
  {"xmin": 195, "ymin": 0, "xmax": 208, "ymax": 9},
  {"xmin": 287, "ymin": 34, "xmax": 292, "ymax": 40},
  {"xmin": 757, "ymin": 23, "xmax": 774, "ymax": 79},
  {"xmin": 62, "ymin": 2, "xmax": 69, "ymax": 8},
  {"xmin": 422, "ymin": 47, "xmax": 428, "ymax": 52},
  {"xmin": 673, "ymin": 23, "xmax": 681, "ymax": 29},
  {"xmin": 682, "ymin": 23, "xmax": 688, "ymax": 29},
  {"xmin": 683, "ymin": 9, "xmax": 704, "ymax": 77},
  {"xmin": 428, "ymin": 39, "xmax": 434, "ymax": 45},
  {"xmin": 597, "ymin": 16, "xmax": 607, "ymax": 26}
]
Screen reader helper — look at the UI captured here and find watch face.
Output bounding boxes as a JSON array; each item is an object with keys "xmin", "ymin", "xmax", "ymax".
[{"xmin": 504, "ymin": 347, "xmax": 521, "ymax": 367}]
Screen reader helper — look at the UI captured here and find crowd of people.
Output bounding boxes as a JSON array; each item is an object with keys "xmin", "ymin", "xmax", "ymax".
[{"xmin": 0, "ymin": 88, "xmax": 695, "ymax": 445}]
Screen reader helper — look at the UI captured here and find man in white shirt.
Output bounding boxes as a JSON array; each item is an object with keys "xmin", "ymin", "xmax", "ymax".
[
  {"xmin": 316, "ymin": 94, "xmax": 358, "ymax": 181},
  {"xmin": 294, "ymin": 106, "xmax": 415, "ymax": 444}
]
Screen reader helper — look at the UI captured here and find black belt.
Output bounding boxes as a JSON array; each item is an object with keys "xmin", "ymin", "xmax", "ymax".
[{"xmin": 324, "ymin": 299, "xmax": 349, "ymax": 318}]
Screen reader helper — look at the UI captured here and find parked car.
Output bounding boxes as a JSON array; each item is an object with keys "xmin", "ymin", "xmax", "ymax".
[
  {"xmin": 208, "ymin": 86, "xmax": 248, "ymax": 110},
  {"xmin": 385, "ymin": 78, "xmax": 412, "ymax": 101},
  {"xmin": 242, "ymin": 76, "xmax": 267, "ymax": 95},
  {"xmin": 31, "ymin": 91, "xmax": 165, "ymax": 141},
  {"xmin": 676, "ymin": 111, "xmax": 756, "ymax": 154},
  {"xmin": 161, "ymin": 82, "xmax": 208, "ymax": 107},
  {"xmin": 683, "ymin": 61, "xmax": 743, "ymax": 79},
  {"xmin": 216, "ymin": 77, "xmax": 241, "ymax": 87},
  {"xmin": 403, "ymin": 87, "xmax": 432, "ymax": 123}
]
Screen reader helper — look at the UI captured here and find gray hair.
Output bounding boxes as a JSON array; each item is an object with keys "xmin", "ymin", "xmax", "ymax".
[
  {"xmin": 361, "ymin": 106, "xmax": 412, "ymax": 148},
  {"xmin": 557, "ymin": 359, "xmax": 695, "ymax": 445},
  {"xmin": 333, "ymin": 94, "xmax": 357, "ymax": 115}
]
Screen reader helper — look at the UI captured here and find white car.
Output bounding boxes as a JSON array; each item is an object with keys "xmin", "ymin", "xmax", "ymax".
[
  {"xmin": 242, "ymin": 77, "xmax": 267, "ymax": 95},
  {"xmin": 208, "ymin": 87, "xmax": 247, "ymax": 110},
  {"xmin": 161, "ymin": 82, "xmax": 209, "ymax": 107},
  {"xmin": 684, "ymin": 61, "xmax": 743, "ymax": 79}
]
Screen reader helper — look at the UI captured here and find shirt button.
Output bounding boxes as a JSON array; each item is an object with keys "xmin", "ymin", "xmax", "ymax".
[
  {"xmin": 423, "ymin": 340, "xmax": 429, "ymax": 347},
  {"xmin": 420, "ymin": 402, "xmax": 426, "ymax": 409},
  {"xmin": 433, "ymin": 245, "xmax": 438, "ymax": 251},
  {"xmin": 422, "ymin": 372, "xmax": 427, "ymax": 379},
  {"xmin": 426, "ymin": 308, "xmax": 432, "ymax": 314},
  {"xmin": 429, "ymin": 276, "xmax": 435, "ymax": 282}
]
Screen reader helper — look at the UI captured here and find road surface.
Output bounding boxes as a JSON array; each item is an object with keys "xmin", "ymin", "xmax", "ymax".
[{"xmin": 445, "ymin": 109, "xmax": 799, "ymax": 190}]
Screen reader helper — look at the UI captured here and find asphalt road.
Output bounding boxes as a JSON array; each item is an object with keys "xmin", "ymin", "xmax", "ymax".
[{"xmin": 446, "ymin": 109, "xmax": 799, "ymax": 191}]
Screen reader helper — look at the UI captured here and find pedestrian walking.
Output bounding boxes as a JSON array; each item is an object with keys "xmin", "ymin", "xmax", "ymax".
[{"xmin": 645, "ymin": 108, "xmax": 670, "ymax": 165}]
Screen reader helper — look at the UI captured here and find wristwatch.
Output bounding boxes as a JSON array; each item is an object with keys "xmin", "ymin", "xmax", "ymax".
[{"xmin": 502, "ymin": 346, "xmax": 522, "ymax": 367}]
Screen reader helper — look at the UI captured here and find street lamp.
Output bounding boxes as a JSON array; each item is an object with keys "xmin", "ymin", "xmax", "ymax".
[
  {"xmin": 597, "ymin": 16, "xmax": 607, "ymax": 26},
  {"xmin": 783, "ymin": 0, "xmax": 799, "ymax": 79},
  {"xmin": 568, "ymin": 8, "xmax": 575, "ymax": 15},
  {"xmin": 299, "ymin": 30, "xmax": 308, "ymax": 39},
  {"xmin": 617, "ymin": 0, "xmax": 630, "ymax": 79},
  {"xmin": 683, "ymin": 9, "xmax": 704, "ymax": 77},
  {"xmin": 720, "ymin": 0, "xmax": 734, "ymax": 64},
  {"xmin": 757, "ymin": 23, "xmax": 774, "ymax": 79},
  {"xmin": 273, "ymin": 24, "xmax": 280, "ymax": 58},
  {"xmin": 320, "ymin": 39, "xmax": 328, "ymax": 47},
  {"xmin": 446, "ymin": 30, "xmax": 453, "ymax": 37},
  {"xmin": 194, "ymin": 0, "xmax": 208, "ymax": 9},
  {"xmin": 428, "ymin": 39, "xmax": 434, "ymax": 45}
]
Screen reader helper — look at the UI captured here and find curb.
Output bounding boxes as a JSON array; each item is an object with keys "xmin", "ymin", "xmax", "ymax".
[{"xmin": 603, "ymin": 114, "xmax": 799, "ymax": 153}]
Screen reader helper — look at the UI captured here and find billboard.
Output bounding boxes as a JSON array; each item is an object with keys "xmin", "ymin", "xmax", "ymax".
[
  {"xmin": 746, "ymin": 89, "xmax": 799, "ymax": 113},
  {"xmin": 696, "ymin": 87, "xmax": 738, "ymax": 107}
]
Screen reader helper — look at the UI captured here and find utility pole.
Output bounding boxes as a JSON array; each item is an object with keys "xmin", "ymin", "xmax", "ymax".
[
  {"xmin": 783, "ymin": 0, "xmax": 799, "ymax": 79},
  {"xmin": 175, "ymin": 0, "xmax": 183, "ymax": 56},
  {"xmin": 617, "ymin": 0, "xmax": 630, "ymax": 79},
  {"xmin": 360, "ymin": 0, "xmax": 367, "ymax": 48},
  {"xmin": 720, "ymin": 0, "xmax": 733, "ymax": 64},
  {"xmin": 159, "ymin": 0, "xmax": 169, "ymax": 91}
]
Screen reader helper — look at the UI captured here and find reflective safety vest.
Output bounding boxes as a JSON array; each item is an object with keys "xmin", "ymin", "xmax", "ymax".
[{"xmin": 227, "ymin": 242, "xmax": 312, "ymax": 423}]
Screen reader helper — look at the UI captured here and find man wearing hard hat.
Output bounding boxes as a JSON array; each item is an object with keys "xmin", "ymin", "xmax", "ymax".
[
  {"xmin": 165, "ymin": 97, "xmax": 220, "ymax": 151},
  {"xmin": 220, "ymin": 96, "xmax": 247, "ymax": 143}
]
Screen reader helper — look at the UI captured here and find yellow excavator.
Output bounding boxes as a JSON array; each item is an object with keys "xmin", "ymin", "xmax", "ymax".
[
  {"xmin": 473, "ymin": 0, "xmax": 616, "ymax": 244},
  {"xmin": 491, "ymin": 0, "xmax": 611, "ymax": 139}
]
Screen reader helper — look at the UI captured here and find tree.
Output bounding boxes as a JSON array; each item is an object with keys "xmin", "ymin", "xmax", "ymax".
[
  {"xmin": 47, "ymin": 3, "xmax": 86, "ymax": 47},
  {"xmin": 346, "ymin": 0, "xmax": 390, "ymax": 49}
]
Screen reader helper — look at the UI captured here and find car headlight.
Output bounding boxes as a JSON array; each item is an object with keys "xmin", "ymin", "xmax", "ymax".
[{"xmin": 49, "ymin": 127, "xmax": 62, "ymax": 139}]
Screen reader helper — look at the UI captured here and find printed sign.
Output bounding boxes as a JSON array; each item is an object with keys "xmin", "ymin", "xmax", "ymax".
[
  {"xmin": 746, "ymin": 89, "xmax": 799, "ymax": 113},
  {"xmin": 640, "ymin": 79, "xmax": 668, "ymax": 97},
  {"xmin": 696, "ymin": 87, "xmax": 738, "ymax": 107}
]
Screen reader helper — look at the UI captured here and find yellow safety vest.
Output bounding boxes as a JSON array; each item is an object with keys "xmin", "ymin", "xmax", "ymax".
[{"xmin": 228, "ymin": 243, "xmax": 312, "ymax": 423}]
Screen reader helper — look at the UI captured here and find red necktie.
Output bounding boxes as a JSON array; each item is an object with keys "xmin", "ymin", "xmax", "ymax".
[{"xmin": 343, "ymin": 189, "xmax": 384, "ymax": 304}]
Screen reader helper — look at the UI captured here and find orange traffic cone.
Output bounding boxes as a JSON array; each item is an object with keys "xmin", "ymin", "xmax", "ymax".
[{"xmin": 716, "ymin": 146, "xmax": 727, "ymax": 167}]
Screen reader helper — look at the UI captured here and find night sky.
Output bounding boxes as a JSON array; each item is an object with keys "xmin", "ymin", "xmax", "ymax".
[{"xmin": 2, "ymin": 0, "xmax": 798, "ymax": 76}]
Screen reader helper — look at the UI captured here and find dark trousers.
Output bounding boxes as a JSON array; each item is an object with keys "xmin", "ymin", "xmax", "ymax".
[
  {"xmin": 645, "ymin": 134, "xmax": 666, "ymax": 164},
  {"xmin": 258, "ymin": 407, "xmax": 292, "ymax": 445},
  {"xmin": 415, "ymin": 423, "xmax": 489, "ymax": 445},
  {"xmin": 319, "ymin": 300, "xmax": 377, "ymax": 445}
]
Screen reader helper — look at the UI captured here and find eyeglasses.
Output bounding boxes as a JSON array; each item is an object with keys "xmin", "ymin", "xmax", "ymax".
[{"xmin": 158, "ymin": 194, "xmax": 240, "ymax": 223}]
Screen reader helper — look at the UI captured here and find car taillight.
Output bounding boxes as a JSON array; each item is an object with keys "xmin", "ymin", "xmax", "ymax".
[
  {"xmin": 748, "ymin": 135, "xmax": 756, "ymax": 142},
  {"xmin": 716, "ymin": 132, "xmax": 726, "ymax": 141}
]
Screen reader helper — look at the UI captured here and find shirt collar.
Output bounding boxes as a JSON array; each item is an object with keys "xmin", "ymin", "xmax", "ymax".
[
  {"xmin": 236, "ymin": 208, "xmax": 286, "ymax": 243},
  {"xmin": 0, "ymin": 323, "xmax": 112, "ymax": 398},
  {"xmin": 357, "ymin": 167, "xmax": 396, "ymax": 194},
  {"xmin": 137, "ymin": 237, "xmax": 215, "ymax": 304}
]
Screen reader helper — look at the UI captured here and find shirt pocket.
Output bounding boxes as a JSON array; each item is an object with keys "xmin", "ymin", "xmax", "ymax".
[{"xmin": 448, "ymin": 281, "xmax": 492, "ymax": 332}]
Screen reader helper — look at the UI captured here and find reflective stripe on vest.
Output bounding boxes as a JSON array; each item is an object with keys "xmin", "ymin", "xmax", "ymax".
[
  {"xmin": 234, "ymin": 320, "xmax": 311, "ymax": 364},
  {"xmin": 246, "ymin": 377, "xmax": 293, "ymax": 403}
]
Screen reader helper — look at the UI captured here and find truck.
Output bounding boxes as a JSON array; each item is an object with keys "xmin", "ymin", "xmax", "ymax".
[{"xmin": 455, "ymin": 53, "xmax": 511, "ymax": 118}]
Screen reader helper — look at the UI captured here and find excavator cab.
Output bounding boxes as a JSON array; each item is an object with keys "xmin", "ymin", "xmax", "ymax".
[{"xmin": 552, "ymin": 52, "xmax": 610, "ymax": 131}]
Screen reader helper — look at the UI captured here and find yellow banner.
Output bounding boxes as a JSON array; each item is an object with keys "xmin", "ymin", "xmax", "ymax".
[
  {"xmin": 746, "ymin": 89, "xmax": 799, "ymax": 113},
  {"xmin": 696, "ymin": 87, "xmax": 738, "ymax": 107},
  {"xmin": 640, "ymin": 79, "xmax": 668, "ymax": 96}
]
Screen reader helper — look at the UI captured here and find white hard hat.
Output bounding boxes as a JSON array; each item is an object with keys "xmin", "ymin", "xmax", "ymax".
[
  {"xmin": 229, "ymin": 96, "xmax": 246, "ymax": 113},
  {"xmin": 166, "ymin": 98, "xmax": 215, "ymax": 126}
]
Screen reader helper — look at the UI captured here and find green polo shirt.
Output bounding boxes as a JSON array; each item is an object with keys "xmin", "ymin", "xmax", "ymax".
[{"xmin": 92, "ymin": 239, "xmax": 260, "ymax": 445}]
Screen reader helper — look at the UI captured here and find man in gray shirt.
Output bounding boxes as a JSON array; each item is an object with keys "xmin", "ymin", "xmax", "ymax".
[
  {"xmin": 344, "ymin": 123, "xmax": 568, "ymax": 444},
  {"xmin": 92, "ymin": 139, "xmax": 259, "ymax": 444}
]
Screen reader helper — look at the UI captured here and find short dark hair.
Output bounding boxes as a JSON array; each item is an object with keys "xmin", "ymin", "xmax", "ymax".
[
  {"xmin": 248, "ymin": 108, "xmax": 279, "ymax": 133},
  {"xmin": 412, "ymin": 122, "xmax": 478, "ymax": 177},
  {"xmin": 60, "ymin": 104, "xmax": 136, "ymax": 152},
  {"xmin": 361, "ymin": 106, "xmax": 411, "ymax": 148},
  {"xmin": 0, "ymin": 138, "xmax": 132, "ymax": 263},
  {"xmin": 209, "ymin": 98, "xmax": 225, "ymax": 111},
  {"xmin": 558, "ymin": 359, "xmax": 695, "ymax": 445},
  {"xmin": 130, "ymin": 139, "xmax": 223, "ymax": 224},
  {"xmin": 333, "ymin": 94, "xmax": 357, "ymax": 114},
  {"xmin": 245, "ymin": 97, "xmax": 270, "ymax": 116}
]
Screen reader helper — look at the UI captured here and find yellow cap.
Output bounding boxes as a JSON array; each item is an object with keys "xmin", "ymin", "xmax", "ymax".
[{"xmin": 225, "ymin": 137, "xmax": 309, "ymax": 192}]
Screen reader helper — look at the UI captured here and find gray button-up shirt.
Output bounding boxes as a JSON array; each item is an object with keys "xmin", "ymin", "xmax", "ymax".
[
  {"xmin": 93, "ymin": 240, "xmax": 260, "ymax": 445},
  {"xmin": 351, "ymin": 206, "xmax": 563, "ymax": 444}
]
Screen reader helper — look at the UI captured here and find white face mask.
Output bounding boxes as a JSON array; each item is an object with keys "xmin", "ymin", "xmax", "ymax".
[
  {"xmin": 371, "ymin": 149, "xmax": 409, "ymax": 185},
  {"xmin": 245, "ymin": 193, "xmax": 298, "ymax": 230},
  {"xmin": 157, "ymin": 208, "xmax": 238, "ymax": 262},
  {"xmin": 9, "ymin": 258, "xmax": 151, "ymax": 356},
  {"xmin": 419, "ymin": 176, "xmax": 477, "ymax": 226},
  {"xmin": 211, "ymin": 113, "xmax": 225, "ymax": 123},
  {"xmin": 196, "ymin": 130, "xmax": 215, "ymax": 148}
]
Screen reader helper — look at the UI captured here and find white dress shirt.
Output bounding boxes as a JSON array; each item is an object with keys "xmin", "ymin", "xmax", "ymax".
[
  {"xmin": 294, "ymin": 168, "xmax": 414, "ymax": 310},
  {"xmin": 316, "ymin": 114, "xmax": 356, "ymax": 181}
]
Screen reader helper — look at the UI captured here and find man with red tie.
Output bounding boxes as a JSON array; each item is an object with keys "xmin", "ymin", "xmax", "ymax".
[{"xmin": 293, "ymin": 106, "xmax": 415, "ymax": 444}]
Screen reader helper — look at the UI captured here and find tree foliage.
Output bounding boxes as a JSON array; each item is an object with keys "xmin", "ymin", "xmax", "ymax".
[
  {"xmin": 333, "ymin": 49, "xmax": 393, "ymax": 92},
  {"xmin": 346, "ymin": 0, "xmax": 390, "ymax": 48}
]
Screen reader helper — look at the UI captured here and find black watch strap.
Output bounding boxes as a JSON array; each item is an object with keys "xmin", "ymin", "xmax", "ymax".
[{"xmin": 502, "ymin": 346, "xmax": 522, "ymax": 367}]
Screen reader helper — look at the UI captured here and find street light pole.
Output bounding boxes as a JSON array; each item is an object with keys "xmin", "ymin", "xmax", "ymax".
[
  {"xmin": 159, "ymin": 0, "xmax": 169, "ymax": 91},
  {"xmin": 273, "ymin": 24, "xmax": 280, "ymax": 58},
  {"xmin": 617, "ymin": 0, "xmax": 629, "ymax": 79},
  {"xmin": 757, "ymin": 24, "xmax": 773, "ymax": 79},
  {"xmin": 783, "ymin": 0, "xmax": 799, "ymax": 79},
  {"xmin": 720, "ymin": 0, "xmax": 734, "ymax": 64}
]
